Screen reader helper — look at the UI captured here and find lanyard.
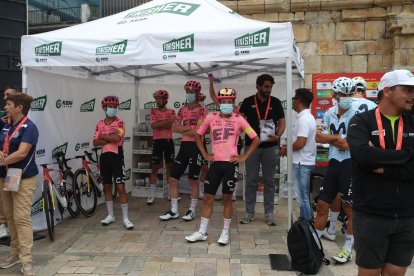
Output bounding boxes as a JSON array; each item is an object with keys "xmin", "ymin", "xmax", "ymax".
[
  {"xmin": 375, "ymin": 108, "xmax": 403, "ymax": 150},
  {"xmin": 3, "ymin": 116, "xmax": 28, "ymax": 155},
  {"xmin": 254, "ymin": 95, "xmax": 271, "ymax": 121}
]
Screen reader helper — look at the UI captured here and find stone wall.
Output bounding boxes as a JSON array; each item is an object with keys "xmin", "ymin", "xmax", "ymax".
[{"xmin": 219, "ymin": 0, "xmax": 414, "ymax": 88}]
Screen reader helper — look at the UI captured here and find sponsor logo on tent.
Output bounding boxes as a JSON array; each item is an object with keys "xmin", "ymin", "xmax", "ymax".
[
  {"xmin": 144, "ymin": 101, "xmax": 157, "ymax": 109},
  {"xmin": 119, "ymin": 99, "xmax": 131, "ymax": 110},
  {"xmin": 75, "ymin": 142, "xmax": 89, "ymax": 151},
  {"xmin": 35, "ymin": 148, "xmax": 45, "ymax": 158},
  {"xmin": 96, "ymin": 40, "xmax": 128, "ymax": 56},
  {"xmin": 234, "ymin": 27, "xmax": 270, "ymax": 56},
  {"xmin": 124, "ymin": 168, "xmax": 131, "ymax": 180},
  {"xmin": 31, "ymin": 95, "xmax": 47, "ymax": 111},
  {"xmin": 173, "ymin": 101, "xmax": 181, "ymax": 108},
  {"xmin": 162, "ymin": 34, "xmax": 194, "ymax": 60},
  {"xmin": 119, "ymin": 2, "xmax": 200, "ymax": 24},
  {"xmin": 123, "ymin": 136, "xmax": 131, "ymax": 143},
  {"xmin": 206, "ymin": 103, "xmax": 218, "ymax": 111},
  {"xmin": 52, "ymin": 142, "xmax": 68, "ymax": 158},
  {"xmin": 80, "ymin": 99, "xmax": 95, "ymax": 112},
  {"xmin": 31, "ymin": 198, "xmax": 43, "ymax": 216},
  {"xmin": 204, "ymin": 137, "xmax": 211, "ymax": 145},
  {"xmin": 56, "ymin": 99, "xmax": 73, "ymax": 109},
  {"xmin": 35, "ymin": 41, "xmax": 62, "ymax": 56}
]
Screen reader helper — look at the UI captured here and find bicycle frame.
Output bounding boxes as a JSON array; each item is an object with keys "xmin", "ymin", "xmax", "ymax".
[
  {"xmin": 80, "ymin": 157, "xmax": 103, "ymax": 194},
  {"xmin": 41, "ymin": 166, "xmax": 68, "ymax": 210}
]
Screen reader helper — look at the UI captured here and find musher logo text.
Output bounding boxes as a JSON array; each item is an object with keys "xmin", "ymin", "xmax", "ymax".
[
  {"xmin": 80, "ymin": 99, "xmax": 95, "ymax": 112},
  {"xmin": 31, "ymin": 96, "xmax": 47, "ymax": 111},
  {"xmin": 163, "ymin": 34, "xmax": 194, "ymax": 53},
  {"xmin": 35, "ymin": 42, "xmax": 62, "ymax": 56},
  {"xmin": 96, "ymin": 40, "xmax": 128, "ymax": 55},
  {"xmin": 123, "ymin": 2, "xmax": 200, "ymax": 19},
  {"xmin": 234, "ymin": 28, "xmax": 270, "ymax": 48}
]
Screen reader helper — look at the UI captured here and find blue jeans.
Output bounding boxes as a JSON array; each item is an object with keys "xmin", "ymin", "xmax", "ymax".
[{"xmin": 293, "ymin": 163, "xmax": 314, "ymax": 221}]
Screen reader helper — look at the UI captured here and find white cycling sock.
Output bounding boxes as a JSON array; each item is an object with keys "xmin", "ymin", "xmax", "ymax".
[
  {"xmin": 223, "ymin": 218, "xmax": 231, "ymax": 232},
  {"xmin": 328, "ymin": 211, "xmax": 339, "ymax": 234},
  {"xmin": 190, "ymin": 198, "xmax": 198, "ymax": 213},
  {"xmin": 149, "ymin": 184, "xmax": 156, "ymax": 197},
  {"xmin": 199, "ymin": 217, "xmax": 209, "ymax": 234},
  {"xmin": 344, "ymin": 234, "xmax": 354, "ymax": 253},
  {"xmin": 171, "ymin": 198, "xmax": 178, "ymax": 213},
  {"xmin": 106, "ymin": 201, "xmax": 114, "ymax": 217},
  {"xmin": 121, "ymin": 203, "xmax": 129, "ymax": 221}
]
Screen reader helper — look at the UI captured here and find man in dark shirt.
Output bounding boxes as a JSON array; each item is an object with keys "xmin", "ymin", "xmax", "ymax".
[
  {"xmin": 347, "ymin": 69, "xmax": 414, "ymax": 276},
  {"xmin": 239, "ymin": 74, "xmax": 285, "ymax": 226}
]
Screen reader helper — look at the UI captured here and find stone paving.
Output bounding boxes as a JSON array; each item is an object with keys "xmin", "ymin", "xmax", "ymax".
[{"xmin": 1, "ymin": 196, "xmax": 413, "ymax": 276}]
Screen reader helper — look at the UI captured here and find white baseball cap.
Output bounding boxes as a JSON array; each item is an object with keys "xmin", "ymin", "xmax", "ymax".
[{"xmin": 378, "ymin": 69, "xmax": 414, "ymax": 91}]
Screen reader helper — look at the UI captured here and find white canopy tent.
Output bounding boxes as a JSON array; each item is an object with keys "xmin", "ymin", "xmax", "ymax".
[{"xmin": 21, "ymin": 0, "xmax": 304, "ymax": 228}]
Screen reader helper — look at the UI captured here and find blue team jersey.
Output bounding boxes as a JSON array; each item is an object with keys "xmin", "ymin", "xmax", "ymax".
[
  {"xmin": 322, "ymin": 105, "xmax": 357, "ymax": 162},
  {"xmin": 0, "ymin": 118, "xmax": 39, "ymax": 178},
  {"xmin": 352, "ymin": 98, "xmax": 377, "ymax": 114}
]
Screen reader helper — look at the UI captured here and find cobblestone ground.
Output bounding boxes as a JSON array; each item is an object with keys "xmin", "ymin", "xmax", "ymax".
[{"xmin": 1, "ymin": 196, "xmax": 413, "ymax": 275}]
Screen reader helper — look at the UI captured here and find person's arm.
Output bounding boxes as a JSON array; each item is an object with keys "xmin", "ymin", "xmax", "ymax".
[
  {"xmin": 171, "ymin": 108, "xmax": 192, "ymax": 133},
  {"xmin": 208, "ymin": 74, "xmax": 220, "ymax": 107},
  {"xmin": 93, "ymin": 123, "xmax": 107, "ymax": 146},
  {"xmin": 347, "ymin": 114, "xmax": 413, "ymax": 167},
  {"xmin": 99, "ymin": 121, "xmax": 124, "ymax": 143},
  {"xmin": 195, "ymin": 115, "xmax": 213, "ymax": 160},
  {"xmin": 332, "ymin": 137, "xmax": 349, "ymax": 150},
  {"xmin": 150, "ymin": 109, "xmax": 174, "ymax": 130},
  {"xmin": 0, "ymin": 142, "xmax": 32, "ymax": 166},
  {"xmin": 231, "ymin": 118, "xmax": 259, "ymax": 163}
]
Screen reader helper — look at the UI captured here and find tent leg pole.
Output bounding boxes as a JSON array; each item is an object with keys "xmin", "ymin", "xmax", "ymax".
[
  {"xmin": 22, "ymin": 67, "xmax": 28, "ymax": 94},
  {"xmin": 285, "ymin": 58, "xmax": 294, "ymax": 230}
]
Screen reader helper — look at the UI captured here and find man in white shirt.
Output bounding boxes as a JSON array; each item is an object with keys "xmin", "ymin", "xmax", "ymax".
[{"xmin": 279, "ymin": 88, "xmax": 316, "ymax": 221}]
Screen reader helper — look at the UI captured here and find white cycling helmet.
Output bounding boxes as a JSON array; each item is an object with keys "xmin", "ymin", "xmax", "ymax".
[
  {"xmin": 352, "ymin": 76, "xmax": 367, "ymax": 90},
  {"xmin": 331, "ymin": 77, "xmax": 356, "ymax": 95}
]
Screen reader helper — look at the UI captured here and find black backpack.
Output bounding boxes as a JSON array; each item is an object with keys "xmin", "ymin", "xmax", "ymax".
[{"xmin": 287, "ymin": 218, "xmax": 330, "ymax": 274}]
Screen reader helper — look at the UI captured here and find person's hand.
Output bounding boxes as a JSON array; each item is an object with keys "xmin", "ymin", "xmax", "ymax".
[
  {"xmin": 208, "ymin": 73, "xmax": 214, "ymax": 83},
  {"xmin": 0, "ymin": 151, "xmax": 6, "ymax": 163},
  {"xmin": 203, "ymin": 153, "xmax": 214, "ymax": 162},
  {"xmin": 373, "ymin": 168, "xmax": 384, "ymax": 174},
  {"xmin": 266, "ymin": 134, "xmax": 280, "ymax": 143},
  {"xmin": 230, "ymin": 155, "xmax": 246, "ymax": 164},
  {"xmin": 1, "ymin": 116, "xmax": 7, "ymax": 123},
  {"xmin": 278, "ymin": 146, "xmax": 287, "ymax": 157},
  {"xmin": 368, "ymin": 141, "xmax": 374, "ymax": 147}
]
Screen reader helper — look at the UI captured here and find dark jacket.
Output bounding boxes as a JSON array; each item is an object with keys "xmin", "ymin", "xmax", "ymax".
[{"xmin": 347, "ymin": 108, "xmax": 414, "ymax": 218}]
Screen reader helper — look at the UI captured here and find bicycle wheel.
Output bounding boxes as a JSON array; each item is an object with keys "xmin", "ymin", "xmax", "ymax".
[
  {"xmin": 74, "ymin": 169, "xmax": 97, "ymax": 217},
  {"xmin": 43, "ymin": 181, "xmax": 54, "ymax": 241},
  {"xmin": 63, "ymin": 170, "xmax": 80, "ymax": 218}
]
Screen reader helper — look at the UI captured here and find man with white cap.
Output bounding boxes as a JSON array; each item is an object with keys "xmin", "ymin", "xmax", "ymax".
[{"xmin": 347, "ymin": 69, "xmax": 414, "ymax": 276}]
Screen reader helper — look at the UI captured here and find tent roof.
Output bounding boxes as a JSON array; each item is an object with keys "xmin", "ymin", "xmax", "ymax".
[{"xmin": 21, "ymin": 0, "xmax": 304, "ymax": 78}]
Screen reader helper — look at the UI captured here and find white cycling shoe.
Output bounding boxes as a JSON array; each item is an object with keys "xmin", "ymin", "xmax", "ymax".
[{"xmin": 101, "ymin": 215, "xmax": 116, "ymax": 226}]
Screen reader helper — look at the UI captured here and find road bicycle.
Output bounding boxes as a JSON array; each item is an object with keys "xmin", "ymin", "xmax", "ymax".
[
  {"xmin": 54, "ymin": 152, "xmax": 80, "ymax": 218},
  {"xmin": 40, "ymin": 162, "xmax": 71, "ymax": 241},
  {"xmin": 73, "ymin": 148, "xmax": 104, "ymax": 217}
]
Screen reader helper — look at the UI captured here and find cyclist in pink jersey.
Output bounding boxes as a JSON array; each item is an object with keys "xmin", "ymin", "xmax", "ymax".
[
  {"xmin": 208, "ymin": 74, "xmax": 241, "ymax": 201},
  {"xmin": 160, "ymin": 80, "xmax": 208, "ymax": 222},
  {"xmin": 147, "ymin": 90, "xmax": 176, "ymax": 205},
  {"xmin": 93, "ymin": 96, "xmax": 133, "ymax": 230},
  {"xmin": 185, "ymin": 88, "xmax": 260, "ymax": 245}
]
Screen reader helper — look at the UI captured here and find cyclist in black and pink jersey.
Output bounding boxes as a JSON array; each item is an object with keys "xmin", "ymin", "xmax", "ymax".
[
  {"xmin": 159, "ymin": 80, "xmax": 208, "ymax": 222},
  {"xmin": 147, "ymin": 90, "xmax": 176, "ymax": 205},
  {"xmin": 185, "ymin": 88, "xmax": 260, "ymax": 245},
  {"xmin": 93, "ymin": 96, "xmax": 133, "ymax": 230}
]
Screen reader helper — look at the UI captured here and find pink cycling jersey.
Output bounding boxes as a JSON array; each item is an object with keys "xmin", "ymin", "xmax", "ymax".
[
  {"xmin": 150, "ymin": 108, "xmax": 175, "ymax": 140},
  {"xmin": 197, "ymin": 112, "xmax": 257, "ymax": 161},
  {"xmin": 177, "ymin": 104, "xmax": 207, "ymax": 142},
  {"xmin": 93, "ymin": 117, "xmax": 125, "ymax": 154}
]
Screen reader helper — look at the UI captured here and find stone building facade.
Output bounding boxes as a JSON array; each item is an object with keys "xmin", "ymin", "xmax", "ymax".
[{"xmin": 220, "ymin": 0, "xmax": 414, "ymax": 88}]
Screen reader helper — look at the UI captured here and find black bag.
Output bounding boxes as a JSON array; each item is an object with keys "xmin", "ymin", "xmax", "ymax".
[{"xmin": 287, "ymin": 218, "xmax": 329, "ymax": 274}]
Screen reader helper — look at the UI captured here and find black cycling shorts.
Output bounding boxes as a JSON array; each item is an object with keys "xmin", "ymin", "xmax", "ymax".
[
  {"xmin": 151, "ymin": 139, "xmax": 175, "ymax": 165},
  {"xmin": 170, "ymin": 141, "xmax": 202, "ymax": 180},
  {"xmin": 100, "ymin": 152, "xmax": 125, "ymax": 185},
  {"xmin": 204, "ymin": 161, "xmax": 238, "ymax": 195},
  {"xmin": 318, "ymin": 158, "xmax": 352, "ymax": 204}
]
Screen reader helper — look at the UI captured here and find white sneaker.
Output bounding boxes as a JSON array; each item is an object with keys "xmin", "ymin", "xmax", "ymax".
[
  {"xmin": 321, "ymin": 228, "xmax": 336, "ymax": 241},
  {"xmin": 182, "ymin": 209, "xmax": 195, "ymax": 221},
  {"xmin": 123, "ymin": 219, "xmax": 134, "ymax": 230},
  {"xmin": 101, "ymin": 215, "xmax": 116, "ymax": 226},
  {"xmin": 218, "ymin": 230, "xmax": 230, "ymax": 246},
  {"xmin": 159, "ymin": 210, "xmax": 179, "ymax": 221},
  {"xmin": 146, "ymin": 195, "xmax": 155, "ymax": 205},
  {"xmin": 185, "ymin": 231, "xmax": 207, "ymax": 243},
  {"xmin": 0, "ymin": 224, "xmax": 9, "ymax": 239}
]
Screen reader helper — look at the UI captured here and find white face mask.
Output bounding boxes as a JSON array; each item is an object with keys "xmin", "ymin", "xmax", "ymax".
[{"xmin": 339, "ymin": 97, "xmax": 353, "ymax": 110}]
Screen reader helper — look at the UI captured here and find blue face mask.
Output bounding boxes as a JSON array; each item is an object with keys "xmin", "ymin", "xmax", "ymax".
[
  {"xmin": 339, "ymin": 97, "xmax": 353, "ymax": 110},
  {"xmin": 186, "ymin": 93, "xmax": 196, "ymax": 103},
  {"xmin": 105, "ymin": 107, "xmax": 117, "ymax": 117},
  {"xmin": 220, "ymin": 104, "xmax": 233, "ymax": 115}
]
